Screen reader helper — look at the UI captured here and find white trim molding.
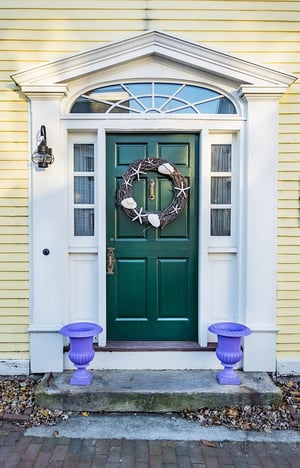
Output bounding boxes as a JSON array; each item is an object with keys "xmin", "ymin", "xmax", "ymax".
[
  {"xmin": 0, "ymin": 360, "xmax": 30, "ymax": 376},
  {"xmin": 277, "ymin": 359, "xmax": 300, "ymax": 377}
]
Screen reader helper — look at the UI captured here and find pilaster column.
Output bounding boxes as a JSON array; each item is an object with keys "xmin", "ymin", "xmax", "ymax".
[{"xmin": 238, "ymin": 86, "xmax": 286, "ymax": 372}]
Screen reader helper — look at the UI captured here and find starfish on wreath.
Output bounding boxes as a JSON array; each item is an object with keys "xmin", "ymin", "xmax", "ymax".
[
  {"xmin": 170, "ymin": 204, "xmax": 180, "ymax": 215},
  {"xmin": 174, "ymin": 182, "xmax": 190, "ymax": 199},
  {"xmin": 130, "ymin": 162, "xmax": 147, "ymax": 181},
  {"xmin": 131, "ymin": 207, "xmax": 148, "ymax": 224},
  {"xmin": 123, "ymin": 177, "xmax": 132, "ymax": 189},
  {"xmin": 145, "ymin": 157, "xmax": 156, "ymax": 165}
]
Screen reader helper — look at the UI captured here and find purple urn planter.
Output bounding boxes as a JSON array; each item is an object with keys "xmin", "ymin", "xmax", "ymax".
[
  {"xmin": 60, "ymin": 322, "xmax": 103, "ymax": 386},
  {"xmin": 208, "ymin": 322, "xmax": 251, "ymax": 385}
]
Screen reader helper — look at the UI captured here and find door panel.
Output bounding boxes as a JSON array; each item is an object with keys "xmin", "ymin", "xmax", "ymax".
[{"xmin": 106, "ymin": 133, "xmax": 198, "ymax": 341}]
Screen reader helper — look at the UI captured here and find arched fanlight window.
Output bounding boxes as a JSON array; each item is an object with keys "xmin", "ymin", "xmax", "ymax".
[{"xmin": 71, "ymin": 82, "xmax": 237, "ymax": 114}]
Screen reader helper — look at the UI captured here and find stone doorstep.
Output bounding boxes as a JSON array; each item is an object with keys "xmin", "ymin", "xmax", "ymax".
[{"xmin": 35, "ymin": 370, "xmax": 282, "ymax": 413}]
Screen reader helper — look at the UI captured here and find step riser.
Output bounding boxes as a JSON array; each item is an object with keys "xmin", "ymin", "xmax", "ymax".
[{"xmin": 36, "ymin": 370, "xmax": 282, "ymax": 413}]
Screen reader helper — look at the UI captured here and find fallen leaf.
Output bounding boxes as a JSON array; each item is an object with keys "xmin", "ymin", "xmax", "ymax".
[{"xmin": 201, "ymin": 440, "xmax": 217, "ymax": 448}]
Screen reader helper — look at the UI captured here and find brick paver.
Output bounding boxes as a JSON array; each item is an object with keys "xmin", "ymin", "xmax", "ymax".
[{"xmin": 0, "ymin": 421, "xmax": 299, "ymax": 467}]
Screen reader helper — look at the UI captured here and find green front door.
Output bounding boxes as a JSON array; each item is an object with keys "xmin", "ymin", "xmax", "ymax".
[{"xmin": 106, "ymin": 133, "xmax": 198, "ymax": 341}]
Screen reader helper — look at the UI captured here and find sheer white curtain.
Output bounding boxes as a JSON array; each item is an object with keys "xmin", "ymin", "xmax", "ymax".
[
  {"xmin": 74, "ymin": 144, "xmax": 95, "ymax": 236},
  {"xmin": 210, "ymin": 144, "xmax": 231, "ymax": 236}
]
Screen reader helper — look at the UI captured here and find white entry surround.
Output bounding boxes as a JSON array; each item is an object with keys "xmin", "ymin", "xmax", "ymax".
[{"xmin": 11, "ymin": 31, "xmax": 296, "ymax": 374}]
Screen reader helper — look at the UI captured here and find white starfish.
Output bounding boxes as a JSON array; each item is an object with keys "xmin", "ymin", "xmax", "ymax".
[
  {"xmin": 123, "ymin": 177, "xmax": 132, "ymax": 189},
  {"xmin": 132, "ymin": 207, "xmax": 147, "ymax": 224},
  {"xmin": 170, "ymin": 204, "xmax": 180, "ymax": 214},
  {"xmin": 174, "ymin": 182, "xmax": 190, "ymax": 199},
  {"xmin": 145, "ymin": 157, "xmax": 156, "ymax": 165},
  {"xmin": 130, "ymin": 162, "xmax": 147, "ymax": 181}
]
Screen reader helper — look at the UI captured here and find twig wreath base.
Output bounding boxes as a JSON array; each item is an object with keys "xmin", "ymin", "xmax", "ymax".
[{"xmin": 117, "ymin": 158, "xmax": 190, "ymax": 229}]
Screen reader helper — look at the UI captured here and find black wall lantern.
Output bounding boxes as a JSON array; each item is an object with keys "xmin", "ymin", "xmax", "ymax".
[{"xmin": 32, "ymin": 125, "xmax": 54, "ymax": 168}]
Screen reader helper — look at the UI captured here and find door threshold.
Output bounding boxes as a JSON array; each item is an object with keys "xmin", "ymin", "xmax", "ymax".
[{"xmin": 95, "ymin": 341, "xmax": 217, "ymax": 352}]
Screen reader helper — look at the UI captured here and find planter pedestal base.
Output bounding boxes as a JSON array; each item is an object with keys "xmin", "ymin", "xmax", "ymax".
[
  {"xmin": 217, "ymin": 368, "xmax": 241, "ymax": 385},
  {"xmin": 70, "ymin": 368, "xmax": 93, "ymax": 386}
]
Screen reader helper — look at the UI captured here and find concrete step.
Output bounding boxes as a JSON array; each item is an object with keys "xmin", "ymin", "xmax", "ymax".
[{"xmin": 36, "ymin": 370, "xmax": 282, "ymax": 413}]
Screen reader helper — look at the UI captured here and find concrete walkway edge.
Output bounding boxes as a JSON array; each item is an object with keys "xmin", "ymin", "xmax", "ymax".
[{"xmin": 25, "ymin": 413, "xmax": 300, "ymax": 443}]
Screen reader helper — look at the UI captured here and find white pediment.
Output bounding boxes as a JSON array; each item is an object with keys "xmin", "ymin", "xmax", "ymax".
[{"xmin": 12, "ymin": 30, "xmax": 295, "ymax": 91}]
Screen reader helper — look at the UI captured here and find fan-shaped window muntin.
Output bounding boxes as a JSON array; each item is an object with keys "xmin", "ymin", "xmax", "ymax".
[{"xmin": 71, "ymin": 82, "xmax": 237, "ymax": 115}]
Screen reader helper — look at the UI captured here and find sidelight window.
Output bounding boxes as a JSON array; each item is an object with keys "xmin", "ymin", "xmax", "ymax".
[
  {"xmin": 210, "ymin": 144, "xmax": 232, "ymax": 236},
  {"xmin": 73, "ymin": 143, "xmax": 95, "ymax": 236}
]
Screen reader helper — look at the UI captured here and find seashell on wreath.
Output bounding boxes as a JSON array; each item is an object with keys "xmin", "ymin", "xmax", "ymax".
[
  {"xmin": 148, "ymin": 213, "xmax": 161, "ymax": 227},
  {"xmin": 121, "ymin": 197, "xmax": 137, "ymax": 209},
  {"xmin": 158, "ymin": 162, "xmax": 174, "ymax": 175}
]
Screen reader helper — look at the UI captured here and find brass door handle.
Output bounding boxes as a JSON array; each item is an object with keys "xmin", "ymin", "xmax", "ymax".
[
  {"xmin": 107, "ymin": 247, "xmax": 115, "ymax": 275},
  {"xmin": 149, "ymin": 179, "xmax": 155, "ymax": 200}
]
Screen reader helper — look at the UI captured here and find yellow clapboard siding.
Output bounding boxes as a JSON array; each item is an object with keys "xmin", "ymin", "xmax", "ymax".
[
  {"xmin": 277, "ymin": 333, "xmax": 300, "ymax": 343},
  {"xmin": 277, "ymin": 291, "xmax": 300, "ymax": 300},
  {"xmin": 0, "ymin": 188, "xmax": 28, "ymax": 198},
  {"xmin": 278, "ymin": 248, "xmax": 300, "ymax": 258},
  {"xmin": 0, "ymin": 299, "xmax": 28, "ymax": 309},
  {"xmin": 0, "ymin": 281, "xmax": 29, "ymax": 290},
  {"xmin": 0, "ymin": 318, "xmax": 28, "ymax": 327},
  {"xmin": 0, "ymin": 271, "xmax": 28, "ymax": 280},
  {"xmin": 277, "ymin": 351, "xmax": 300, "ymax": 359},
  {"xmin": 277, "ymin": 316, "xmax": 300, "ymax": 325},
  {"xmin": 277, "ymin": 281, "xmax": 300, "ymax": 291},
  {"xmin": 277, "ymin": 306, "xmax": 300, "ymax": 314},
  {"xmin": 0, "ymin": 343, "xmax": 29, "ymax": 352},
  {"xmin": 1, "ymin": 8, "xmax": 300, "ymax": 21}
]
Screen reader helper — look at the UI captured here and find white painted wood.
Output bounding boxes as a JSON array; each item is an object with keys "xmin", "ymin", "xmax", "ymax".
[
  {"xmin": 207, "ymin": 253, "xmax": 237, "ymax": 339},
  {"xmin": 277, "ymin": 359, "xmax": 300, "ymax": 376},
  {"xmin": 30, "ymin": 332, "xmax": 63, "ymax": 373},
  {"xmin": 68, "ymin": 254, "xmax": 98, "ymax": 325},
  {"xmin": 239, "ymin": 88, "xmax": 282, "ymax": 372},
  {"xmin": 64, "ymin": 350, "xmax": 221, "ymax": 371},
  {"xmin": 0, "ymin": 360, "xmax": 29, "ymax": 376}
]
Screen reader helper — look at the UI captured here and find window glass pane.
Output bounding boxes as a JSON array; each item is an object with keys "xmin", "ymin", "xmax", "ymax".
[
  {"xmin": 127, "ymin": 83, "xmax": 152, "ymax": 95},
  {"xmin": 74, "ymin": 209, "xmax": 94, "ymax": 236},
  {"xmin": 211, "ymin": 177, "xmax": 231, "ymax": 204},
  {"xmin": 217, "ymin": 97, "xmax": 237, "ymax": 114},
  {"xmin": 154, "ymin": 83, "xmax": 181, "ymax": 95},
  {"xmin": 89, "ymin": 85, "xmax": 128, "ymax": 105},
  {"xmin": 211, "ymin": 144, "xmax": 231, "ymax": 172},
  {"xmin": 74, "ymin": 144, "xmax": 94, "ymax": 171},
  {"xmin": 137, "ymin": 97, "xmax": 152, "ymax": 108},
  {"xmin": 161, "ymin": 98, "xmax": 185, "ymax": 111},
  {"xmin": 177, "ymin": 85, "xmax": 218, "ymax": 102},
  {"xmin": 154, "ymin": 97, "xmax": 169, "ymax": 108},
  {"xmin": 168, "ymin": 106, "xmax": 197, "ymax": 114},
  {"xmin": 74, "ymin": 176, "xmax": 94, "ymax": 204},
  {"xmin": 211, "ymin": 209, "xmax": 231, "ymax": 236},
  {"xmin": 128, "ymin": 99, "xmax": 145, "ymax": 112}
]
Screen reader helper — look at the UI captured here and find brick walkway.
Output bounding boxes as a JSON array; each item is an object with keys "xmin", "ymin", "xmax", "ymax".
[{"xmin": 0, "ymin": 421, "xmax": 299, "ymax": 467}]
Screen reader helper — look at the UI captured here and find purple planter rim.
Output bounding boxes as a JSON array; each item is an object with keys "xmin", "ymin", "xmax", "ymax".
[
  {"xmin": 208, "ymin": 321, "xmax": 251, "ymax": 337},
  {"xmin": 60, "ymin": 321, "xmax": 103, "ymax": 338}
]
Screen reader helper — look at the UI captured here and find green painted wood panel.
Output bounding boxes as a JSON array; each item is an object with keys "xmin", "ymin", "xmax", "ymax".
[{"xmin": 106, "ymin": 133, "xmax": 198, "ymax": 341}]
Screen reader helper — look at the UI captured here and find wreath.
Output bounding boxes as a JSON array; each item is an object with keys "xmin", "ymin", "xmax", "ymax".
[{"xmin": 117, "ymin": 158, "xmax": 190, "ymax": 229}]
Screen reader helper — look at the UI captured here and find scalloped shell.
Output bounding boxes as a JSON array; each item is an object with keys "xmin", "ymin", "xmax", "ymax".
[
  {"xmin": 148, "ymin": 213, "xmax": 160, "ymax": 227},
  {"xmin": 121, "ymin": 197, "xmax": 137, "ymax": 209},
  {"xmin": 158, "ymin": 162, "xmax": 174, "ymax": 175}
]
